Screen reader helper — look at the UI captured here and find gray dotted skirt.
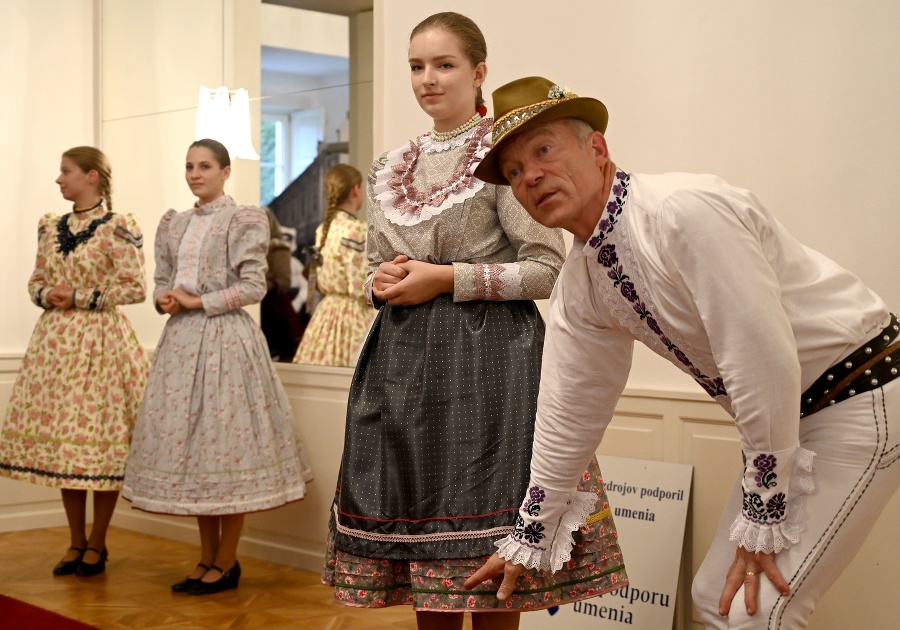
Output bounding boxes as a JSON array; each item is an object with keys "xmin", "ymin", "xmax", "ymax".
[{"xmin": 332, "ymin": 295, "xmax": 544, "ymax": 560}]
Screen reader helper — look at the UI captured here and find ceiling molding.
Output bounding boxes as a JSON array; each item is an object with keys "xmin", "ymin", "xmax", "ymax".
[{"xmin": 262, "ymin": 0, "xmax": 373, "ymax": 17}]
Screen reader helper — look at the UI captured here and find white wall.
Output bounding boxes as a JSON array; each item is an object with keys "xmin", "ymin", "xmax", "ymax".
[
  {"xmin": 0, "ymin": 0, "xmax": 97, "ymax": 355},
  {"xmin": 374, "ymin": 0, "xmax": 900, "ymax": 392},
  {"xmin": 261, "ymin": 3, "xmax": 348, "ymax": 58},
  {"xmin": 0, "ymin": 0, "xmax": 98, "ymax": 512},
  {"xmin": 100, "ymin": 0, "xmax": 261, "ymax": 347}
]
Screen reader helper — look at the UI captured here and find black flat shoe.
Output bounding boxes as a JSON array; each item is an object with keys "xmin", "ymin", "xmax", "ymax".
[
  {"xmin": 171, "ymin": 563, "xmax": 211, "ymax": 593},
  {"xmin": 52, "ymin": 547, "xmax": 86, "ymax": 576},
  {"xmin": 187, "ymin": 561, "xmax": 241, "ymax": 595},
  {"xmin": 75, "ymin": 547, "xmax": 108, "ymax": 577}
]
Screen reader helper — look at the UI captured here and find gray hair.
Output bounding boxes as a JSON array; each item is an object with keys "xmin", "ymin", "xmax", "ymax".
[{"xmin": 564, "ymin": 118, "xmax": 596, "ymax": 144}]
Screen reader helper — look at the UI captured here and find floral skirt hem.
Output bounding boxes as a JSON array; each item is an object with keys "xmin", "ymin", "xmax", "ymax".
[
  {"xmin": 322, "ymin": 554, "xmax": 628, "ymax": 612},
  {"xmin": 323, "ymin": 457, "xmax": 628, "ymax": 611},
  {"xmin": 0, "ymin": 464, "xmax": 124, "ymax": 492}
]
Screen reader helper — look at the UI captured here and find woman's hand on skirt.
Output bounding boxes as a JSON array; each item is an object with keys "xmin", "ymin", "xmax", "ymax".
[
  {"xmin": 463, "ymin": 552, "xmax": 526, "ymax": 601},
  {"xmin": 718, "ymin": 545, "xmax": 790, "ymax": 618}
]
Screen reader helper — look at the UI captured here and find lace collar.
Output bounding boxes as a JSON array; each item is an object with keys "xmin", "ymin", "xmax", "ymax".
[
  {"xmin": 193, "ymin": 195, "xmax": 235, "ymax": 216},
  {"xmin": 57, "ymin": 211, "xmax": 113, "ymax": 257},
  {"xmin": 372, "ymin": 118, "xmax": 493, "ymax": 227}
]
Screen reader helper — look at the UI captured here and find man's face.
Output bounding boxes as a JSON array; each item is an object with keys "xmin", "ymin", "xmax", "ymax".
[{"xmin": 498, "ymin": 119, "xmax": 606, "ymax": 237}]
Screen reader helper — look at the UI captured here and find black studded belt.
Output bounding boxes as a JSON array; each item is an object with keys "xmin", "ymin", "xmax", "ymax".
[{"xmin": 800, "ymin": 313, "xmax": 900, "ymax": 417}]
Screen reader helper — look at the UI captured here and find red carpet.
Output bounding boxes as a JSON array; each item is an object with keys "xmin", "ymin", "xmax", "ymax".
[{"xmin": 0, "ymin": 594, "xmax": 100, "ymax": 629}]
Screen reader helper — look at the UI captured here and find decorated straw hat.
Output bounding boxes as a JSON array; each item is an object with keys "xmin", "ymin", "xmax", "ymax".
[{"xmin": 474, "ymin": 76, "xmax": 608, "ymax": 185}]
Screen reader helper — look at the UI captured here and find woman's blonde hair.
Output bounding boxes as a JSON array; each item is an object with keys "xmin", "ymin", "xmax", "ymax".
[
  {"xmin": 62, "ymin": 146, "xmax": 113, "ymax": 211},
  {"xmin": 410, "ymin": 12, "xmax": 487, "ymax": 110},
  {"xmin": 319, "ymin": 163, "xmax": 362, "ymax": 248}
]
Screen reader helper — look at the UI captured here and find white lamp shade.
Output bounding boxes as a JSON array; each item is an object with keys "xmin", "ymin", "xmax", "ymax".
[{"xmin": 196, "ymin": 86, "xmax": 260, "ymax": 160}]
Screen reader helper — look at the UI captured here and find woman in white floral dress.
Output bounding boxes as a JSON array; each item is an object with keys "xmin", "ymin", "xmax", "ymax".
[
  {"xmin": 293, "ymin": 164, "xmax": 372, "ymax": 366},
  {"xmin": 123, "ymin": 139, "xmax": 313, "ymax": 595},
  {"xmin": 0, "ymin": 146, "xmax": 149, "ymax": 578}
]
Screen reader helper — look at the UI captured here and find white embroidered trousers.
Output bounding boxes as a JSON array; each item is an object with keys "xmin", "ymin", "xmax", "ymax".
[{"xmin": 692, "ymin": 377, "xmax": 900, "ymax": 629}]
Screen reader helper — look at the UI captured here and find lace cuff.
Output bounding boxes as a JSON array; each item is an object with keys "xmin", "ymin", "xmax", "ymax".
[
  {"xmin": 729, "ymin": 446, "xmax": 816, "ymax": 554},
  {"xmin": 453, "ymin": 262, "xmax": 526, "ymax": 302},
  {"xmin": 495, "ymin": 484, "xmax": 596, "ymax": 572}
]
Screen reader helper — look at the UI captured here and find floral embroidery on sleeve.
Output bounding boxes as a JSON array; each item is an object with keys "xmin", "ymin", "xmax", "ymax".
[
  {"xmin": 511, "ymin": 486, "xmax": 548, "ymax": 547},
  {"xmin": 729, "ymin": 446, "xmax": 815, "ymax": 554},
  {"xmin": 741, "ymin": 452, "xmax": 788, "ymax": 525}
]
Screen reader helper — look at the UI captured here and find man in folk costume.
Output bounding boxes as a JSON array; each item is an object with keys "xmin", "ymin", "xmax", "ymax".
[{"xmin": 464, "ymin": 76, "xmax": 900, "ymax": 628}]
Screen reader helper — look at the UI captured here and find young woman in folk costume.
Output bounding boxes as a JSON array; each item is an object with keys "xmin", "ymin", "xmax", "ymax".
[
  {"xmin": 322, "ymin": 12, "xmax": 628, "ymax": 630},
  {"xmin": 293, "ymin": 163, "xmax": 373, "ymax": 366},
  {"xmin": 0, "ymin": 146, "xmax": 149, "ymax": 578},
  {"xmin": 122, "ymin": 139, "xmax": 313, "ymax": 595}
]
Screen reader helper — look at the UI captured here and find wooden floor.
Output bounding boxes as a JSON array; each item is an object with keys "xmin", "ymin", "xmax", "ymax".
[{"xmin": 0, "ymin": 526, "xmax": 466, "ymax": 630}]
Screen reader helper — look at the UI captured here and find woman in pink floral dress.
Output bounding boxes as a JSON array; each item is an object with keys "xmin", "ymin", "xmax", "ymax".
[
  {"xmin": 0, "ymin": 146, "xmax": 149, "ymax": 578},
  {"xmin": 122, "ymin": 139, "xmax": 313, "ymax": 595},
  {"xmin": 293, "ymin": 164, "xmax": 373, "ymax": 366}
]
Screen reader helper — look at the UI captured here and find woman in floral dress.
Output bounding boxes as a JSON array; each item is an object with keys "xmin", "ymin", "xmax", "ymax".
[
  {"xmin": 122, "ymin": 139, "xmax": 313, "ymax": 595},
  {"xmin": 0, "ymin": 146, "xmax": 149, "ymax": 578},
  {"xmin": 322, "ymin": 12, "xmax": 627, "ymax": 630},
  {"xmin": 293, "ymin": 164, "xmax": 372, "ymax": 366}
]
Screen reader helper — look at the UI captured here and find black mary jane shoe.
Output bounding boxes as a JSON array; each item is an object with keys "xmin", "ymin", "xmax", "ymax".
[
  {"xmin": 75, "ymin": 547, "xmax": 108, "ymax": 577},
  {"xmin": 52, "ymin": 546, "xmax": 86, "ymax": 576},
  {"xmin": 171, "ymin": 563, "xmax": 211, "ymax": 593},
  {"xmin": 187, "ymin": 561, "xmax": 241, "ymax": 595}
]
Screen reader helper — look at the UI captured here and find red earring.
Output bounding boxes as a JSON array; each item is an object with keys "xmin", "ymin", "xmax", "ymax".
[{"xmin": 476, "ymin": 104, "xmax": 487, "ymax": 117}]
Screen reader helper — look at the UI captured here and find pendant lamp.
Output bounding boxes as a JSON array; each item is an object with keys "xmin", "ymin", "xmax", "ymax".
[
  {"xmin": 194, "ymin": 0, "xmax": 259, "ymax": 160},
  {"xmin": 196, "ymin": 86, "xmax": 260, "ymax": 160}
]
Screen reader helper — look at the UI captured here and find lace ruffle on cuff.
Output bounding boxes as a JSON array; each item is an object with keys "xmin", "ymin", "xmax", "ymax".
[
  {"xmin": 495, "ymin": 489, "xmax": 597, "ymax": 572},
  {"xmin": 364, "ymin": 274, "xmax": 376, "ymax": 307},
  {"xmin": 729, "ymin": 446, "xmax": 816, "ymax": 554}
]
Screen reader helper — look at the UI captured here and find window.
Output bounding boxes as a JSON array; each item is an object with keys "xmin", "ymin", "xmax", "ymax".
[{"xmin": 260, "ymin": 113, "xmax": 289, "ymax": 206}]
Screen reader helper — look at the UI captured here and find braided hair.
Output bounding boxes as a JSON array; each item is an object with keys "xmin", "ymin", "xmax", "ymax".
[
  {"xmin": 319, "ymin": 163, "xmax": 363, "ymax": 249},
  {"xmin": 62, "ymin": 146, "xmax": 114, "ymax": 211}
]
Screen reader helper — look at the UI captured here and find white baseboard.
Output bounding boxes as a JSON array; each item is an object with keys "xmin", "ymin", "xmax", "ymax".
[
  {"xmin": 0, "ymin": 506, "xmax": 68, "ymax": 533},
  {"xmin": 111, "ymin": 506, "xmax": 325, "ymax": 573}
]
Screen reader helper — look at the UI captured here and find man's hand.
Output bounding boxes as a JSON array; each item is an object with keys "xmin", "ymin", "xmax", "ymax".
[
  {"xmin": 377, "ymin": 259, "xmax": 454, "ymax": 306},
  {"xmin": 463, "ymin": 553, "xmax": 527, "ymax": 601},
  {"xmin": 718, "ymin": 545, "xmax": 790, "ymax": 617}
]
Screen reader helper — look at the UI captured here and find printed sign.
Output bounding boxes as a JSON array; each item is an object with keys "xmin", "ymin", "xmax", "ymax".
[{"xmin": 520, "ymin": 455, "xmax": 693, "ymax": 629}]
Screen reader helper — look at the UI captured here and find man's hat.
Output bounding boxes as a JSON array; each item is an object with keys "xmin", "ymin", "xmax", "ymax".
[{"xmin": 474, "ymin": 76, "xmax": 608, "ymax": 185}]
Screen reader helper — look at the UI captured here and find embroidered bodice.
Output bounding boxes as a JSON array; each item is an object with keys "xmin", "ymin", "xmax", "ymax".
[
  {"xmin": 153, "ymin": 195, "xmax": 269, "ymax": 316},
  {"xmin": 364, "ymin": 118, "xmax": 565, "ymax": 304},
  {"xmin": 315, "ymin": 210, "xmax": 368, "ymax": 300},
  {"xmin": 29, "ymin": 205, "xmax": 146, "ymax": 311}
]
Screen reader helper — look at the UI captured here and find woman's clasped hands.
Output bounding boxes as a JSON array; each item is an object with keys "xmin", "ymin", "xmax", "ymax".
[
  {"xmin": 372, "ymin": 254, "xmax": 454, "ymax": 306},
  {"xmin": 157, "ymin": 288, "xmax": 202, "ymax": 315},
  {"xmin": 45, "ymin": 282, "xmax": 75, "ymax": 310}
]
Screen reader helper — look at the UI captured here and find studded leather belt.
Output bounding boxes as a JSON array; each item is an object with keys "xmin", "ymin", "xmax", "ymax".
[{"xmin": 800, "ymin": 314, "xmax": 900, "ymax": 417}]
